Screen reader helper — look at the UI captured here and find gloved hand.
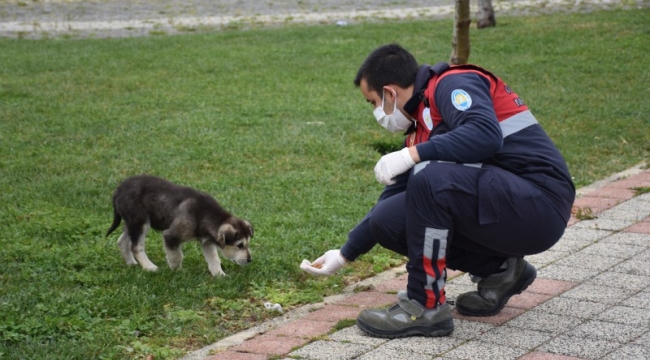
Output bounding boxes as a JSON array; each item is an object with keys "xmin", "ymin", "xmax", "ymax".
[
  {"xmin": 374, "ymin": 147, "xmax": 416, "ymax": 185},
  {"xmin": 300, "ymin": 249, "xmax": 347, "ymax": 276}
]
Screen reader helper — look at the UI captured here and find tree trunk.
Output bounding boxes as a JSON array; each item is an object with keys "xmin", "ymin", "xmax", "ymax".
[
  {"xmin": 450, "ymin": 0, "xmax": 471, "ymax": 65},
  {"xmin": 477, "ymin": 0, "xmax": 496, "ymax": 28}
]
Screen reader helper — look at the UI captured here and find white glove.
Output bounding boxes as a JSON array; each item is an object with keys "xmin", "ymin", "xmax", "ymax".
[
  {"xmin": 374, "ymin": 147, "xmax": 416, "ymax": 185},
  {"xmin": 300, "ymin": 250, "xmax": 347, "ymax": 276}
]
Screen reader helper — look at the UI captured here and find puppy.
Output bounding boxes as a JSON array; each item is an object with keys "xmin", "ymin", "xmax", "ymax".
[{"xmin": 106, "ymin": 175, "xmax": 253, "ymax": 276}]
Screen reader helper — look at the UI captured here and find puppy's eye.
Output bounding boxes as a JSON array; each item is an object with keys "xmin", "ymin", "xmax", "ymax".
[{"xmin": 237, "ymin": 244, "xmax": 244, "ymax": 249}]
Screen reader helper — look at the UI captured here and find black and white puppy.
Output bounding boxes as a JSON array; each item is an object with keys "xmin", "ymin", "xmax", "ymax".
[{"xmin": 106, "ymin": 175, "xmax": 253, "ymax": 276}]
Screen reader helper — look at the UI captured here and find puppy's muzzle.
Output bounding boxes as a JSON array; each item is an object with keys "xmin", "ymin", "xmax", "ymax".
[{"xmin": 235, "ymin": 258, "xmax": 251, "ymax": 266}]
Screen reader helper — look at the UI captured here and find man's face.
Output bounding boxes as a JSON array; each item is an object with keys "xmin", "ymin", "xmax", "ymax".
[
  {"xmin": 359, "ymin": 78, "xmax": 412, "ymax": 116},
  {"xmin": 360, "ymin": 78, "xmax": 393, "ymax": 113}
]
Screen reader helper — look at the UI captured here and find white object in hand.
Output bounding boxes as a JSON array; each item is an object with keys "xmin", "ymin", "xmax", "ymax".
[{"xmin": 300, "ymin": 250, "xmax": 346, "ymax": 276}]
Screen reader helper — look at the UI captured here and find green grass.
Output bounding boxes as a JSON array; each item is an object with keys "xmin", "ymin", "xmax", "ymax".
[{"xmin": 1, "ymin": 8, "xmax": 649, "ymax": 359}]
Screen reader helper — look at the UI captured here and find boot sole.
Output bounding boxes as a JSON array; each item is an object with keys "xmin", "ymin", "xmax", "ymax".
[
  {"xmin": 456, "ymin": 263, "xmax": 537, "ymax": 317},
  {"xmin": 356, "ymin": 318, "xmax": 454, "ymax": 339}
]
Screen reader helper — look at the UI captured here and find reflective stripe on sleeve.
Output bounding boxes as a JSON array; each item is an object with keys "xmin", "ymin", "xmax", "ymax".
[{"xmin": 500, "ymin": 110, "xmax": 538, "ymax": 138}]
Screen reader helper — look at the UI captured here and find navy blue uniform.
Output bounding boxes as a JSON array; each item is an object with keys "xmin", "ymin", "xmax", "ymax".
[{"xmin": 341, "ymin": 63, "xmax": 575, "ymax": 308}]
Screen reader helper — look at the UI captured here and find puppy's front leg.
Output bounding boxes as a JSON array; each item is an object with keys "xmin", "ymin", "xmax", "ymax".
[{"xmin": 201, "ymin": 241, "xmax": 225, "ymax": 277}]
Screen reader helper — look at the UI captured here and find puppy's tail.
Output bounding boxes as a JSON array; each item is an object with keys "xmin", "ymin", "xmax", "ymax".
[{"xmin": 105, "ymin": 207, "xmax": 122, "ymax": 237}]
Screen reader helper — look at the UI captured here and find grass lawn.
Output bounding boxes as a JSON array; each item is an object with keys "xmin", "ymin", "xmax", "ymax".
[{"xmin": 1, "ymin": 8, "xmax": 648, "ymax": 359}]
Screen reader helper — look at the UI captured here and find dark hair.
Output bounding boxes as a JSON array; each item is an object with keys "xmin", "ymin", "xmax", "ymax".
[{"xmin": 353, "ymin": 43, "xmax": 419, "ymax": 93}]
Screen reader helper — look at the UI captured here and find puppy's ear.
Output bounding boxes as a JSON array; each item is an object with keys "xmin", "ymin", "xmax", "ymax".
[
  {"xmin": 217, "ymin": 223, "xmax": 236, "ymax": 246},
  {"xmin": 244, "ymin": 220, "xmax": 254, "ymax": 238}
]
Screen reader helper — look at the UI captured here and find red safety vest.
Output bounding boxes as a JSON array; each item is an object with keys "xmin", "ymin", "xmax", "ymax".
[{"xmin": 406, "ymin": 64, "xmax": 529, "ymax": 147}]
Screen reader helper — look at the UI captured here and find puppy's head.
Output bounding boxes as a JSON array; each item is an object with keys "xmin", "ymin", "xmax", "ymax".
[{"xmin": 216, "ymin": 217, "xmax": 253, "ymax": 266}]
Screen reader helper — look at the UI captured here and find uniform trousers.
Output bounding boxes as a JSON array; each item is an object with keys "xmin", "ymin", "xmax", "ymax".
[{"xmin": 368, "ymin": 161, "xmax": 568, "ymax": 308}]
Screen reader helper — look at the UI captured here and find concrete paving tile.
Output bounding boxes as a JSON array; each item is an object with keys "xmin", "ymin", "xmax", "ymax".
[
  {"xmin": 584, "ymin": 272, "xmax": 650, "ymax": 292},
  {"xmin": 537, "ymin": 335, "xmax": 621, "ymax": 359},
  {"xmin": 601, "ymin": 344, "xmax": 650, "ymax": 360},
  {"xmin": 572, "ymin": 196, "xmax": 623, "ymax": 214},
  {"xmin": 557, "ymin": 227, "xmax": 612, "ymax": 244},
  {"xmin": 228, "ymin": 334, "xmax": 309, "ymax": 356},
  {"xmin": 356, "ymin": 348, "xmax": 434, "ymax": 360},
  {"xmin": 533, "ymin": 297, "xmax": 610, "ymax": 319},
  {"xmin": 636, "ymin": 192, "xmax": 650, "ymax": 202},
  {"xmin": 445, "ymin": 277, "xmax": 476, "ymax": 300},
  {"xmin": 555, "ymin": 253, "xmax": 623, "ymax": 271},
  {"xmin": 334, "ymin": 291, "xmax": 396, "ymax": 308},
  {"xmin": 625, "ymin": 219, "xmax": 650, "ymax": 234},
  {"xmin": 480, "ymin": 325, "xmax": 552, "ymax": 349},
  {"xmin": 327, "ymin": 326, "xmax": 388, "ymax": 346},
  {"xmin": 609, "ymin": 197, "xmax": 650, "ymax": 212},
  {"xmin": 632, "ymin": 331, "xmax": 650, "ymax": 346},
  {"xmin": 205, "ymin": 351, "xmax": 268, "ymax": 360},
  {"xmin": 634, "ymin": 169, "xmax": 650, "ymax": 178},
  {"xmin": 517, "ymin": 351, "xmax": 589, "ymax": 360},
  {"xmin": 560, "ymin": 284, "xmax": 637, "ymax": 304},
  {"xmin": 585, "ymin": 186, "xmax": 637, "ymax": 199},
  {"xmin": 597, "ymin": 207, "xmax": 650, "ymax": 222},
  {"xmin": 371, "ymin": 277, "xmax": 408, "ymax": 293},
  {"xmin": 614, "ymin": 259, "xmax": 650, "ymax": 276},
  {"xmin": 452, "ymin": 306, "xmax": 525, "ymax": 325},
  {"xmin": 632, "ymin": 248, "xmax": 650, "ymax": 261},
  {"xmin": 607, "ymin": 176, "xmax": 650, "ymax": 189},
  {"xmin": 537, "ymin": 264, "xmax": 599, "ymax": 282},
  {"xmin": 596, "ymin": 305, "xmax": 650, "ymax": 326},
  {"xmin": 442, "ymin": 339, "xmax": 527, "ymax": 360},
  {"xmin": 565, "ymin": 319, "xmax": 647, "ymax": 343},
  {"xmin": 447, "ymin": 272, "xmax": 474, "ymax": 286},
  {"xmin": 570, "ymin": 218, "xmax": 636, "ymax": 231},
  {"xmin": 526, "ymin": 250, "xmax": 572, "ymax": 268},
  {"xmin": 265, "ymin": 319, "xmax": 337, "ymax": 338},
  {"xmin": 507, "ymin": 310, "xmax": 585, "ymax": 333},
  {"xmin": 375, "ymin": 335, "xmax": 463, "ymax": 356},
  {"xmin": 448, "ymin": 318, "xmax": 494, "ymax": 340},
  {"xmin": 527, "ymin": 278, "xmax": 577, "ymax": 296},
  {"xmin": 447, "ymin": 269, "xmax": 465, "ymax": 280},
  {"xmin": 621, "ymin": 291, "xmax": 650, "ymax": 309},
  {"xmin": 302, "ymin": 305, "xmax": 361, "ymax": 322},
  {"xmin": 599, "ymin": 232, "xmax": 650, "ymax": 247},
  {"xmin": 288, "ymin": 340, "xmax": 374, "ymax": 360},
  {"xmin": 507, "ymin": 291, "xmax": 554, "ymax": 310},
  {"xmin": 548, "ymin": 239, "xmax": 592, "ymax": 254},
  {"xmin": 577, "ymin": 241, "xmax": 646, "ymax": 259}
]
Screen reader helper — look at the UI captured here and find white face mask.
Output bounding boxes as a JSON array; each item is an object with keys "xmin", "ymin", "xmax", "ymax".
[{"xmin": 373, "ymin": 88, "xmax": 412, "ymax": 133}]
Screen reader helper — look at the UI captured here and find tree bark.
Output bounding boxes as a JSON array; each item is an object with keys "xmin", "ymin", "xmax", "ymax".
[
  {"xmin": 477, "ymin": 0, "xmax": 497, "ymax": 28},
  {"xmin": 450, "ymin": 0, "xmax": 471, "ymax": 65}
]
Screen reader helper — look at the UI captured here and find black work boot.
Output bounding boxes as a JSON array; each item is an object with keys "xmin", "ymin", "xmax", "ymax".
[
  {"xmin": 455, "ymin": 257, "xmax": 536, "ymax": 316},
  {"xmin": 356, "ymin": 291, "xmax": 454, "ymax": 339}
]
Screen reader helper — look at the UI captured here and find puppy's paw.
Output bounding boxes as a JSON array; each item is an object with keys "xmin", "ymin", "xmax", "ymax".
[
  {"xmin": 211, "ymin": 268, "xmax": 227, "ymax": 277},
  {"xmin": 168, "ymin": 263, "xmax": 183, "ymax": 270},
  {"xmin": 143, "ymin": 265, "xmax": 159, "ymax": 272}
]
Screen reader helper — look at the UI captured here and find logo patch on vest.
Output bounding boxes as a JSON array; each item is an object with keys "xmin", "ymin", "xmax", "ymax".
[
  {"xmin": 451, "ymin": 89, "xmax": 472, "ymax": 111},
  {"xmin": 422, "ymin": 107, "xmax": 433, "ymax": 130}
]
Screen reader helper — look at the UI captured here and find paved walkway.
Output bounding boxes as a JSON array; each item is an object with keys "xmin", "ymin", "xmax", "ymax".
[
  {"xmin": 0, "ymin": 0, "xmax": 647, "ymax": 39},
  {"xmin": 181, "ymin": 163, "xmax": 650, "ymax": 359}
]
